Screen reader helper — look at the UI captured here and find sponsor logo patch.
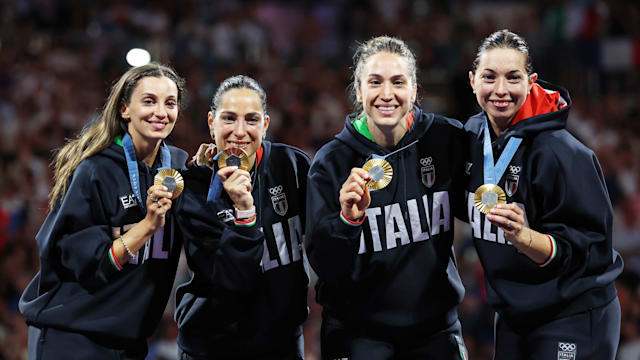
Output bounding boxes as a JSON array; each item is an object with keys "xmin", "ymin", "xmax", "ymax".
[
  {"xmin": 217, "ymin": 209, "xmax": 234, "ymax": 223},
  {"xmin": 557, "ymin": 342, "xmax": 577, "ymax": 360},
  {"xmin": 120, "ymin": 194, "xmax": 138, "ymax": 209}
]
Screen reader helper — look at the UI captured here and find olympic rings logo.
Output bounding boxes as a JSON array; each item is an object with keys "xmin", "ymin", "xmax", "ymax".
[
  {"xmin": 420, "ymin": 157, "xmax": 433, "ymax": 166},
  {"xmin": 509, "ymin": 165, "xmax": 521, "ymax": 174},
  {"xmin": 558, "ymin": 343, "xmax": 576, "ymax": 352},
  {"xmin": 269, "ymin": 185, "xmax": 283, "ymax": 195}
]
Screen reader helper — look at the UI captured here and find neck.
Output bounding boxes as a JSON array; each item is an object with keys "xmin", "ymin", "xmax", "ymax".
[
  {"xmin": 248, "ymin": 154, "xmax": 256, "ymax": 172},
  {"xmin": 368, "ymin": 118, "xmax": 407, "ymax": 149},
  {"xmin": 488, "ymin": 116, "xmax": 510, "ymax": 138},
  {"xmin": 130, "ymin": 132, "xmax": 162, "ymax": 167}
]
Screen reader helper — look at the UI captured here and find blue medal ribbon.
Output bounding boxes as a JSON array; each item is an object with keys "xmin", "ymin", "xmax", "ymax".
[
  {"xmin": 482, "ymin": 119, "xmax": 522, "ymax": 185},
  {"xmin": 122, "ymin": 133, "xmax": 171, "ymax": 212},
  {"xmin": 206, "ymin": 152, "xmax": 224, "ymax": 204}
]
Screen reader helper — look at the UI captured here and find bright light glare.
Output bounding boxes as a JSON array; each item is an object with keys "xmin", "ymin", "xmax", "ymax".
[{"xmin": 126, "ymin": 48, "xmax": 151, "ymax": 67}]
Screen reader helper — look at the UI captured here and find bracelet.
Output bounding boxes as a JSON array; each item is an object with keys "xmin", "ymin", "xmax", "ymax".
[
  {"xmin": 120, "ymin": 235, "xmax": 136, "ymax": 259},
  {"xmin": 340, "ymin": 209, "xmax": 366, "ymax": 226}
]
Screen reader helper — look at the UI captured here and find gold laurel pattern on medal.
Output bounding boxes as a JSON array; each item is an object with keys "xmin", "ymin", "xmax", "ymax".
[
  {"xmin": 217, "ymin": 148, "xmax": 250, "ymax": 171},
  {"xmin": 154, "ymin": 169, "xmax": 185, "ymax": 199},
  {"xmin": 362, "ymin": 158, "xmax": 393, "ymax": 190},
  {"xmin": 474, "ymin": 184, "xmax": 506, "ymax": 214}
]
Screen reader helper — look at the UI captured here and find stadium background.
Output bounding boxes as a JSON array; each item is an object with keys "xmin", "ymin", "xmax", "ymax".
[{"xmin": 1, "ymin": 0, "xmax": 639, "ymax": 359}]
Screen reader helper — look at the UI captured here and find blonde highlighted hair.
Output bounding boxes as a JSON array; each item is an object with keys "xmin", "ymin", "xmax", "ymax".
[{"xmin": 48, "ymin": 63, "xmax": 185, "ymax": 209}]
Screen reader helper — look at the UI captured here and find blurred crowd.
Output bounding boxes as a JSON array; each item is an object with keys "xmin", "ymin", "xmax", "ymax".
[{"xmin": 1, "ymin": 0, "xmax": 639, "ymax": 359}]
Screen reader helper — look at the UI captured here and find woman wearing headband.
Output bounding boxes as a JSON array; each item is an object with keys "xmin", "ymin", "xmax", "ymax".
[
  {"xmin": 465, "ymin": 29, "xmax": 622, "ymax": 359},
  {"xmin": 306, "ymin": 36, "xmax": 469, "ymax": 360},
  {"xmin": 20, "ymin": 63, "xmax": 188, "ymax": 359}
]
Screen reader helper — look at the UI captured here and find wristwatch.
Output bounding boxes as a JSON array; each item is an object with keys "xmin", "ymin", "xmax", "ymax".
[{"xmin": 234, "ymin": 206, "xmax": 256, "ymax": 220}]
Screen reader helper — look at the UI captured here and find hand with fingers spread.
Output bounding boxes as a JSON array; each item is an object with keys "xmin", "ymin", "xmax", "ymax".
[
  {"xmin": 339, "ymin": 168, "xmax": 371, "ymax": 221},
  {"xmin": 145, "ymin": 184, "xmax": 174, "ymax": 231},
  {"xmin": 190, "ymin": 143, "xmax": 217, "ymax": 168},
  {"xmin": 218, "ymin": 166, "xmax": 253, "ymax": 210},
  {"xmin": 486, "ymin": 203, "xmax": 528, "ymax": 246}
]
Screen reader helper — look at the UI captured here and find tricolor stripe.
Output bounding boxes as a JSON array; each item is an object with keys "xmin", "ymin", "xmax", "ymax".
[
  {"xmin": 234, "ymin": 216, "xmax": 257, "ymax": 227},
  {"xmin": 340, "ymin": 210, "xmax": 366, "ymax": 226},
  {"xmin": 108, "ymin": 246, "xmax": 123, "ymax": 271},
  {"xmin": 539, "ymin": 234, "xmax": 557, "ymax": 267}
]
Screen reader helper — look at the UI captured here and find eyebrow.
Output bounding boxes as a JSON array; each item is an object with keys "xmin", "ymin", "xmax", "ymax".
[
  {"xmin": 219, "ymin": 111, "xmax": 262, "ymax": 118},
  {"xmin": 368, "ymin": 73, "xmax": 408, "ymax": 79},
  {"xmin": 141, "ymin": 93, "xmax": 177, "ymax": 99},
  {"xmin": 482, "ymin": 69, "xmax": 523, "ymax": 75}
]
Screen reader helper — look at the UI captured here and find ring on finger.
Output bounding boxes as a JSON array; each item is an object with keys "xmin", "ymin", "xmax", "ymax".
[{"xmin": 149, "ymin": 194, "xmax": 158, "ymax": 202}]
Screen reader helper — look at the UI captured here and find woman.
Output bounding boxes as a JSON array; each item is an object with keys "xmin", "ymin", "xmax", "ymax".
[
  {"xmin": 465, "ymin": 29, "xmax": 623, "ymax": 359},
  {"xmin": 306, "ymin": 36, "xmax": 469, "ymax": 359},
  {"xmin": 19, "ymin": 63, "xmax": 188, "ymax": 359},
  {"xmin": 175, "ymin": 75, "xmax": 310, "ymax": 359}
]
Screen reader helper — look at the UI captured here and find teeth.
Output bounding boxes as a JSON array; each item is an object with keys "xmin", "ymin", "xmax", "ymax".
[
  {"xmin": 378, "ymin": 106, "xmax": 395, "ymax": 111},
  {"xmin": 492, "ymin": 101, "xmax": 509, "ymax": 107}
]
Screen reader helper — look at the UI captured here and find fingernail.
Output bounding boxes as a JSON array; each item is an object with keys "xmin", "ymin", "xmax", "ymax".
[
  {"xmin": 168, "ymin": 193, "xmax": 173, "ymax": 197},
  {"xmin": 162, "ymin": 186, "xmax": 168, "ymax": 191}
]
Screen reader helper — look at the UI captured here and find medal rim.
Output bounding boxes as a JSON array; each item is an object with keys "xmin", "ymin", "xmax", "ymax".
[
  {"xmin": 154, "ymin": 168, "xmax": 184, "ymax": 199},
  {"xmin": 362, "ymin": 158, "xmax": 393, "ymax": 190},
  {"xmin": 473, "ymin": 184, "xmax": 506, "ymax": 214},
  {"xmin": 217, "ymin": 147, "xmax": 250, "ymax": 171}
]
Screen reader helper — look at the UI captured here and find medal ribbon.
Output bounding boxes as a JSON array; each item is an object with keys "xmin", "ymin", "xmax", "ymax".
[
  {"xmin": 370, "ymin": 139, "xmax": 419, "ymax": 160},
  {"xmin": 122, "ymin": 133, "xmax": 171, "ymax": 212},
  {"xmin": 206, "ymin": 152, "xmax": 224, "ymax": 204},
  {"xmin": 482, "ymin": 119, "xmax": 522, "ymax": 184}
]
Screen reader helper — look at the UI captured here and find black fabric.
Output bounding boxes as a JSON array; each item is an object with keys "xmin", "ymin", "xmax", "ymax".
[
  {"xmin": 306, "ymin": 107, "xmax": 468, "ymax": 352},
  {"xmin": 464, "ymin": 79, "xmax": 623, "ymax": 330},
  {"xmin": 493, "ymin": 297, "xmax": 620, "ymax": 360},
  {"xmin": 175, "ymin": 141, "xmax": 310, "ymax": 358},
  {"xmin": 20, "ymin": 140, "xmax": 188, "ymax": 347},
  {"xmin": 28, "ymin": 325, "xmax": 148, "ymax": 360}
]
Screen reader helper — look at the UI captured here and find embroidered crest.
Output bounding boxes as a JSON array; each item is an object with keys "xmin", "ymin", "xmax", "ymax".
[
  {"xmin": 120, "ymin": 194, "xmax": 138, "ymax": 209},
  {"xmin": 217, "ymin": 209, "xmax": 234, "ymax": 223},
  {"xmin": 505, "ymin": 165, "xmax": 521, "ymax": 197},
  {"xmin": 420, "ymin": 157, "xmax": 435, "ymax": 188},
  {"xmin": 269, "ymin": 185, "xmax": 288, "ymax": 216},
  {"xmin": 557, "ymin": 342, "xmax": 577, "ymax": 360}
]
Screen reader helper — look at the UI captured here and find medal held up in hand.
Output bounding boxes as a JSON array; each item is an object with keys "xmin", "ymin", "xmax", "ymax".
[
  {"xmin": 154, "ymin": 169, "xmax": 184, "ymax": 199},
  {"xmin": 474, "ymin": 120, "xmax": 522, "ymax": 214},
  {"xmin": 218, "ymin": 148, "xmax": 250, "ymax": 171},
  {"xmin": 362, "ymin": 158, "xmax": 393, "ymax": 190}
]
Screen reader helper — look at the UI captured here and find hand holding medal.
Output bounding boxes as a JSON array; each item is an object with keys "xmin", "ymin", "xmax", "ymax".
[
  {"xmin": 339, "ymin": 167, "xmax": 372, "ymax": 221},
  {"xmin": 217, "ymin": 148, "xmax": 253, "ymax": 210}
]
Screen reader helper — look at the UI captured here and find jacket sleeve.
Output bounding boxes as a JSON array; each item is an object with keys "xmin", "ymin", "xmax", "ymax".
[
  {"xmin": 177, "ymin": 185, "xmax": 264, "ymax": 296},
  {"xmin": 305, "ymin": 154, "xmax": 363, "ymax": 286},
  {"xmin": 451, "ymin": 123, "xmax": 471, "ymax": 222},
  {"xmin": 45, "ymin": 162, "xmax": 120, "ymax": 290},
  {"xmin": 531, "ymin": 141, "xmax": 615, "ymax": 280}
]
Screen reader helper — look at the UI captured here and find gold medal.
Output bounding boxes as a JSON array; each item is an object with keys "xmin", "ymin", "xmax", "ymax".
[
  {"xmin": 474, "ymin": 184, "xmax": 506, "ymax": 214},
  {"xmin": 362, "ymin": 158, "xmax": 393, "ymax": 190},
  {"xmin": 154, "ymin": 169, "xmax": 184, "ymax": 199},
  {"xmin": 217, "ymin": 148, "xmax": 250, "ymax": 171}
]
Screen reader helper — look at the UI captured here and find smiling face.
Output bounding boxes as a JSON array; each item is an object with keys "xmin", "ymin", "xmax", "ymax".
[
  {"xmin": 209, "ymin": 88, "xmax": 270, "ymax": 169},
  {"xmin": 470, "ymin": 47, "xmax": 537, "ymax": 130},
  {"xmin": 356, "ymin": 51, "xmax": 417, "ymax": 132},
  {"xmin": 121, "ymin": 76, "xmax": 178, "ymax": 145}
]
